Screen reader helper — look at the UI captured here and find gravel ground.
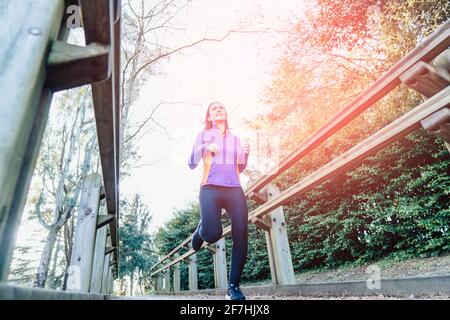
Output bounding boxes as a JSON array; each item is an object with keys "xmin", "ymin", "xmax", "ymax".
[
  {"xmin": 294, "ymin": 254, "xmax": 450, "ymax": 283},
  {"xmin": 134, "ymin": 255, "xmax": 450, "ymax": 300},
  {"xmin": 238, "ymin": 254, "xmax": 450, "ymax": 286}
]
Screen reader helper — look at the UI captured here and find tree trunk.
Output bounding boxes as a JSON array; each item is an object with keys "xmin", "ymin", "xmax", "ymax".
[
  {"xmin": 33, "ymin": 227, "xmax": 59, "ymax": 288},
  {"xmin": 46, "ymin": 234, "xmax": 61, "ymax": 289}
]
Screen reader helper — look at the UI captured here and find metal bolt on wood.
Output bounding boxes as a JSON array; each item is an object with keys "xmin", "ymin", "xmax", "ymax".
[{"xmin": 28, "ymin": 27, "xmax": 41, "ymax": 36}]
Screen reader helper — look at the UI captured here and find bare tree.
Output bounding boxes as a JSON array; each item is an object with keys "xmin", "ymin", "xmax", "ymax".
[
  {"xmin": 33, "ymin": 89, "xmax": 98, "ymax": 288},
  {"xmin": 119, "ymin": 0, "xmax": 263, "ymax": 174}
]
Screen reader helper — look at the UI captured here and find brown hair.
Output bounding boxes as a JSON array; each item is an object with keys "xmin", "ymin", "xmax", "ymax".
[{"xmin": 203, "ymin": 101, "xmax": 230, "ymax": 131}]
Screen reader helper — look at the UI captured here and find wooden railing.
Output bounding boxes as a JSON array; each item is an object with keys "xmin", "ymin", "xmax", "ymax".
[
  {"xmin": 150, "ymin": 19, "xmax": 450, "ymax": 292},
  {"xmin": 0, "ymin": 0, "xmax": 121, "ymax": 295}
]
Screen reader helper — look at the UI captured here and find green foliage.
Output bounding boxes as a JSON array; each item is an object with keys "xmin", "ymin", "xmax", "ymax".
[
  {"xmin": 287, "ymin": 132, "xmax": 450, "ymax": 271},
  {"xmin": 118, "ymin": 194, "xmax": 156, "ymax": 291},
  {"xmin": 262, "ymin": 0, "xmax": 449, "ymax": 275}
]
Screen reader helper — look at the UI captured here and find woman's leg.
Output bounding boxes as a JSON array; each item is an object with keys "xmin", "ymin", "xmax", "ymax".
[
  {"xmin": 198, "ymin": 185, "xmax": 224, "ymax": 244},
  {"xmin": 223, "ymin": 187, "xmax": 248, "ymax": 286}
]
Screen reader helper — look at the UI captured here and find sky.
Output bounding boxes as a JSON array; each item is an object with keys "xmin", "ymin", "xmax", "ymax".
[{"xmin": 120, "ymin": 0, "xmax": 307, "ymax": 232}]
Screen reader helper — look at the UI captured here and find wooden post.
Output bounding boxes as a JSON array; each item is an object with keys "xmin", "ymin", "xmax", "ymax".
[
  {"xmin": 188, "ymin": 253, "xmax": 198, "ymax": 291},
  {"xmin": 107, "ymin": 268, "xmax": 114, "ymax": 295},
  {"xmin": 164, "ymin": 269, "xmax": 171, "ymax": 292},
  {"xmin": 157, "ymin": 274, "xmax": 163, "ymax": 292},
  {"xmin": 264, "ymin": 184, "xmax": 296, "ymax": 285},
  {"xmin": 263, "ymin": 214, "xmax": 278, "ymax": 284},
  {"xmin": 213, "ymin": 238, "xmax": 228, "ymax": 289},
  {"xmin": 67, "ymin": 173, "xmax": 102, "ymax": 292},
  {"xmin": 101, "ymin": 253, "xmax": 111, "ymax": 294},
  {"xmin": 89, "ymin": 224, "xmax": 108, "ymax": 293},
  {"xmin": 173, "ymin": 253, "xmax": 181, "ymax": 292},
  {"xmin": 0, "ymin": 0, "xmax": 65, "ymax": 281}
]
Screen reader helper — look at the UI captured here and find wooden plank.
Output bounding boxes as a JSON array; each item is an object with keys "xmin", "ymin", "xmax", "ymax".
[
  {"xmin": 263, "ymin": 213, "xmax": 278, "ymax": 285},
  {"xmin": 0, "ymin": 0, "xmax": 65, "ymax": 281},
  {"xmin": 0, "ymin": 90, "xmax": 54, "ymax": 281},
  {"xmin": 99, "ymin": 186, "xmax": 106, "ymax": 200},
  {"xmin": 421, "ymin": 107, "xmax": 450, "ymax": 152},
  {"xmin": 45, "ymin": 41, "xmax": 110, "ymax": 91},
  {"xmin": 101, "ymin": 253, "xmax": 111, "ymax": 294},
  {"xmin": 89, "ymin": 224, "xmax": 108, "ymax": 293},
  {"xmin": 157, "ymin": 274, "xmax": 163, "ymax": 291},
  {"xmin": 79, "ymin": 0, "xmax": 120, "ymax": 269},
  {"xmin": 151, "ymin": 86, "xmax": 450, "ymax": 276},
  {"xmin": 188, "ymin": 253, "xmax": 198, "ymax": 291},
  {"xmin": 249, "ymin": 190, "xmax": 268, "ymax": 204},
  {"xmin": 173, "ymin": 253, "xmax": 181, "ymax": 291},
  {"xmin": 104, "ymin": 246, "xmax": 115, "ymax": 255},
  {"xmin": 213, "ymin": 238, "xmax": 227, "ymax": 289},
  {"xmin": 399, "ymin": 61, "xmax": 450, "ymax": 98},
  {"xmin": 264, "ymin": 185, "xmax": 296, "ymax": 285},
  {"xmin": 245, "ymin": 19, "xmax": 450, "ymax": 196},
  {"xmin": 151, "ymin": 238, "xmax": 191, "ymax": 270},
  {"xmin": 107, "ymin": 268, "xmax": 114, "ymax": 294},
  {"xmin": 97, "ymin": 213, "xmax": 115, "ymax": 229},
  {"xmin": 67, "ymin": 173, "xmax": 102, "ymax": 292},
  {"xmin": 164, "ymin": 269, "xmax": 171, "ymax": 292},
  {"xmin": 252, "ymin": 217, "xmax": 271, "ymax": 231}
]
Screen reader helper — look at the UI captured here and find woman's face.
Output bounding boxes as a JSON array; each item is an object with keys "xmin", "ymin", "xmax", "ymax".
[{"xmin": 207, "ymin": 103, "xmax": 227, "ymax": 123}]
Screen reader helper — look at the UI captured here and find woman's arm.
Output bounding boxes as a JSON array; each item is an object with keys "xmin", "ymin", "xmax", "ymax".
[{"xmin": 188, "ymin": 132, "xmax": 204, "ymax": 169}]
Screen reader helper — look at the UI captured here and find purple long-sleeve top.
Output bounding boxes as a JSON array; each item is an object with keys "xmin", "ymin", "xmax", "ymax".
[{"xmin": 188, "ymin": 125, "xmax": 249, "ymax": 187}]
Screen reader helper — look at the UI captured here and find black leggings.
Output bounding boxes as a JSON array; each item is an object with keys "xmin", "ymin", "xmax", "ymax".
[{"xmin": 198, "ymin": 184, "xmax": 248, "ymax": 286}]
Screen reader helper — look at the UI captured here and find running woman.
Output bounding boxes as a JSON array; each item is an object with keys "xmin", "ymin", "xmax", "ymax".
[{"xmin": 188, "ymin": 101, "xmax": 250, "ymax": 300}]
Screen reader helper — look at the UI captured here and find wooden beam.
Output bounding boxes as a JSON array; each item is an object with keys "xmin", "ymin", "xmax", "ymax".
[
  {"xmin": 421, "ymin": 107, "xmax": 450, "ymax": 152},
  {"xmin": 101, "ymin": 253, "xmax": 111, "ymax": 294},
  {"xmin": 188, "ymin": 254, "xmax": 198, "ymax": 291},
  {"xmin": 89, "ymin": 223, "xmax": 108, "ymax": 293},
  {"xmin": 245, "ymin": 19, "xmax": 450, "ymax": 196},
  {"xmin": 252, "ymin": 217, "xmax": 271, "ymax": 231},
  {"xmin": 399, "ymin": 61, "xmax": 450, "ymax": 98},
  {"xmin": 99, "ymin": 186, "xmax": 106, "ymax": 200},
  {"xmin": 249, "ymin": 191, "xmax": 268, "ymax": 204},
  {"xmin": 213, "ymin": 238, "xmax": 227, "ymax": 289},
  {"xmin": 156, "ymin": 274, "xmax": 163, "ymax": 292},
  {"xmin": 80, "ymin": 0, "xmax": 121, "ymax": 269},
  {"xmin": 173, "ymin": 253, "xmax": 181, "ymax": 291},
  {"xmin": 96, "ymin": 213, "xmax": 115, "ymax": 229},
  {"xmin": 151, "ymin": 238, "xmax": 191, "ymax": 270},
  {"xmin": 263, "ymin": 185, "xmax": 296, "ymax": 285},
  {"xmin": 205, "ymin": 245, "xmax": 216, "ymax": 254},
  {"xmin": 45, "ymin": 41, "xmax": 110, "ymax": 91},
  {"xmin": 67, "ymin": 173, "xmax": 102, "ymax": 292},
  {"xmin": 0, "ymin": 0, "xmax": 65, "ymax": 281},
  {"xmin": 164, "ymin": 269, "xmax": 171, "ymax": 292},
  {"xmin": 104, "ymin": 246, "xmax": 116, "ymax": 255}
]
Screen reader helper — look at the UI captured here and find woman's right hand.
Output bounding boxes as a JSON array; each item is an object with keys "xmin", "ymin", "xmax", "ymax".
[{"xmin": 206, "ymin": 143, "xmax": 219, "ymax": 153}]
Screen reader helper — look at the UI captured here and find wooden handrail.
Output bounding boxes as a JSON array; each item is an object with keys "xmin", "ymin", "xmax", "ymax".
[
  {"xmin": 151, "ymin": 19, "xmax": 450, "ymax": 275},
  {"xmin": 151, "ymin": 86, "xmax": 450, "ymax": 276}
]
